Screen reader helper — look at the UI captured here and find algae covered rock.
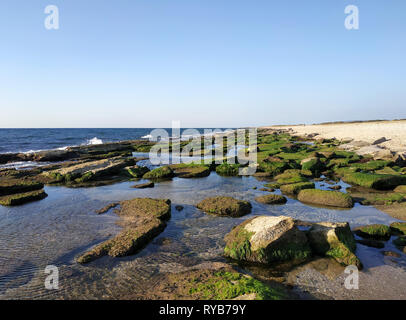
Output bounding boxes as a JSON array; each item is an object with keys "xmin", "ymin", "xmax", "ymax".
[
  {"xmin": 131, "ymin": 182, "xmax": 154, "ymax": 189},
  {"xmin": 297, "ymin": 189, "xmax": 354, "ymax": 208},
  {"xmin": 255, "ymin": 194, "xmax": 287, "ymax": 205},
  {"xmin": 126, "ymin": 165, "xmax": 150, "ymax": 178},
  {"xmin": 170, "ymin": 164, "xmax": 211, "ymax": 178},
  {"xmin": 280, "ymin": 182, "xmax": 315, "ymax": 195},
  {"xmin": 196, "ymin": 196, "xmax": 252, "ymax": 217},
  {"xmin": 307, "ymin": 222, "xmax": 362, "ymax": 269},
  {"xmin": 353, "ymin": 224, "xmax": 391, "ymax": 241},
  {"xmin": 343, "ymin": 172, "xmax": 406, "ymax": 190},
  {"xmin": 215, "ymin": 163, "xmax": 240, "ymax": 176},
  {"xmin": 77, "ymin": 198, "xmax": 171, "ymax": 263},
  {"xmin": 390, "ymin": 222, "xmax": 406, "ymax": 235},
  {"xmin": 143, "ymin": 166, "xmax": 174, "ymax": 180},
  {"xmin": 0, "ymin": 189, "xmax": 48, "ymax": 206},
  {"xmin": 224, "ymin": 216, "xmax": 311, "ymax": 264},
  {"xmin": 0, "ymin": 180, "xmax": 44, "ymax": 196}
]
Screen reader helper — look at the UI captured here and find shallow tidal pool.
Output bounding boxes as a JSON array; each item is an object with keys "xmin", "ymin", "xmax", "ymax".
[{"xmin": 0, "ymin": 172, "xmax": 405, "ymax": 299}]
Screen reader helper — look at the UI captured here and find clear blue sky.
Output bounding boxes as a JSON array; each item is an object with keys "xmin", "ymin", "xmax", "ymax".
[{"xmin": 0, "ymin": 0, "xmax": 405, "ymax": 128}]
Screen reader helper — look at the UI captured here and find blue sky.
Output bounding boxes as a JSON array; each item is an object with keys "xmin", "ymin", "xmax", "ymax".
[{"xmin": 0, "ymin": 0, "xmax": 405, "ymax": 128}]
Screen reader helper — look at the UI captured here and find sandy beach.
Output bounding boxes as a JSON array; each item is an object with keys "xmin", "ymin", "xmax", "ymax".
[{"xmin": 266, "ymin": 120, "xmax": 406, "ymax": 154}]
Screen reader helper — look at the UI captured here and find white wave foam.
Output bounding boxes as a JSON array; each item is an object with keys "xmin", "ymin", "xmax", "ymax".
[
  {"xmin": 141, "ymin": 134, "xmax": 153, "ymax": 139},
  {"xmin": 87, "ymin": 137, "xmax": 103, "ymax": 145}
]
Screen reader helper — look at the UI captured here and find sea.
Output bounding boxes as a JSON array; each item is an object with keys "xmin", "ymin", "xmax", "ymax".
[{"xmin": 0, "ymin": 128, "xmax": 231, "ymax": 154}]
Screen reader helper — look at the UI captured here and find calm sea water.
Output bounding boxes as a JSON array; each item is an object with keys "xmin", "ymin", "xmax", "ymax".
[{"xmin": 0, "ymin": 128, "xmax": 229, "ymax": 154}]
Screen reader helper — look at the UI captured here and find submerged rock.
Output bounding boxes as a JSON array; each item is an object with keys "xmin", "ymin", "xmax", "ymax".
[
  {"xmin": 353, "ymin": 224, "xmax": 392, "ymax": 241},
  {"xmin": 131, "ymin": 182, "xmax": 154, "ymax": 189},
  {"xmin": 196, "ymin": 196, "xmax": 252, "ymax": 217},
  {"xmin": 356, "ymin": 239, "xmax": 385, "ymax": 249},
  {"xmin": 77, "ymin": 198, "xmax": 171, "ymax": 263},
  {"xmin": 297, "ymin": 189, "xmax": 354, "ymax": 208},
  {"xmin": 307, "ymin": 222, "xmax": 362, "ymax": 269},
  {"xmin": 255, "ymin": 194, "xmax": 287, "ymax": 205},
  {"xmin": 224, "ymin": 216, "xmax": 311, "ymax": 264}
]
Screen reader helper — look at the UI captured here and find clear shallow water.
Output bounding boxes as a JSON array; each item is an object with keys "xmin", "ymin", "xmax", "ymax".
[{"xmin": 0, "ymin": 171, "xmax": 404, "ymax": 299}]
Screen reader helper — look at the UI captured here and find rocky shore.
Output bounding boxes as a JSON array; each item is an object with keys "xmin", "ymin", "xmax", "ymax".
[{"xmin": 1, "ymin": 126, "xmax": 406, "ymax": 300}]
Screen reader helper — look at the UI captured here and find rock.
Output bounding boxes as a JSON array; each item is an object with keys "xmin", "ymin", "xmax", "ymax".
[
  {"xmin": 394, "ymin": 186, "xmax": 406, "ymax": 194},
  {"xmin": 143, "ymin": 166, "xmax": 174, "ymax": 180},
  {"xmin": 224, "ymin": 216, "xmax": 311, "ymax": 264},
  {"xmin": 382, "ymin": 251, "xmax": 401, "ymax": 258},
  {"xmin": 215, "ymin": 163, "xmax": 240, "ymax": 176},
  {"xmin": 46, "ymin": 157, "xmax": 134, "ymax": 184},
  {"xmin": 0, "ymin": 180, "xmax": 44, "ymax": 196},
  {"xmin": 393, "ymin": 152, "xmax": 406, "ymax": 166},
  {"xmin": 32, "ymin": 149, "xmax": 78, "ymax": 162},
  {"xmin": 297, "ymin": 189, "xmax": 354, "ymax": 208},
  {"xmin": 353, "ymin": 224, "xmax": 391, "ymax": 241},
  {"xmin": 196, "ymin": 196, "xmax": 252, "ymax": 217},
  {"xmin": 96, "ymin": 202, "xmax": 119, "ymax": 214},
  {"xmin": 328, "ymin": 185, "xmax": 342, "ymax": 190},
  {"xmin": 390, "ymin": 222, "xmax": 406, "ymax": 235},
  {"xmin": 355, "ymin": 146, "xmax": 393, "ymax": 160},
  {"xmin": 175, "ymin": 205, "xmax": 184, "ymax": 211},
  {"xmin": 170, "ymin": 164, "xmax": 211, "ymax": 178},
  {"xmin": 372, "ymin": 137, "xmax": 388, "ymax": 145},
  {"xmin": 126, "ymin": 165, "xmax": 150, "ymax": 178},
  {"xmin": 307, "ymin": 222, "xmax": 362, "ymax": 269},
  {"xmin": 0, "ymin": 189, "xmax": 48, "ymax": 206},
  {"xmin": 77, "ymin": 198, "xmax": 171, "ymax": 263},
  {"xmin": 280, "ymin": 182, "xmax": 315, "ymax": 195},
  {"xmin": 301, "ymin": 157, "xmax": 324, "ymax": 175},
  {"xmin": 393, "ymin": 236, "xmax": 406, "ymax": 247},
  {"xmin": 342, "ymin": 172, "xmax": 406, "ymax": 190},
  {"xmin": 356, "ymin": 239, "xmax": 385, "ymax": 248},
  {"xmin": 339, "ymin": 141, "xmax": 370, "ymax": 151},
  {"xmin": 255, "ymin": 194, "xmax": 287, "ymax": 205},
  {"xmin": 132, "ymin": 182, "xmax": 154, "ymax": 189}
]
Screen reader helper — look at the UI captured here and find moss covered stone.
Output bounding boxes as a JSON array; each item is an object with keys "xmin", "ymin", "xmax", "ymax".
[
  {"xmin": 126, "ymin": 166, "xmax": 150, "ymax": 178},
  {"xmin": 277, "ymin": 176, "xmax": 308, "ymax": 185},
  {"xmin": 143, "ymin": 166, "xmax": 174, "ymax": 180},
  {"xmin": 307, "ymin": 222, "xmax": 362, "ymax": 269},
  {"xmin": 170, "ymin": 164, "xmax": 211, "ymax": 178},
  {"xmin": 77, "ymin": 198, "xmax": 171, "ymax": 263},
  {"xmin": 343, "ymin": 172, "xmax": 406, "ymax": 190},
  {"xmin": 255, "ymin": 194, "xmax": 287, "ymax": 205},
  {"xmin": 390, "ymin": 222, "xmax": 406, "ymax": 235},
  {"xmin": 215, "ymin": 163, "xmax": 240, "ymax": 176},
  {"xmin": 353, "ymin": 224, "xmax": 391, "ymax": 241},
  {"xmin": 297, "ymin": 189, "xmax": 354, "ymax": 208},
  {"xmin": 0, "ymin": 180, "xmax": 44, "ymax": 196},
  {"xmin": 280, "ymin": 182, "xmax": 315, "ymax": 195},
  {"xmin": 196, "ymin": 196, "xmax": 252, "ymax": 217},
  {"xmin": 187, "ymin": 270, "xmax": 288, "ymax": 300},
  {"xmin": 0, "ymin": 189, "xmax": 48, "ymax": 206},
  {"xmin": 224, "ymin": 216, "xmax": 311, "ymax": 264}
]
